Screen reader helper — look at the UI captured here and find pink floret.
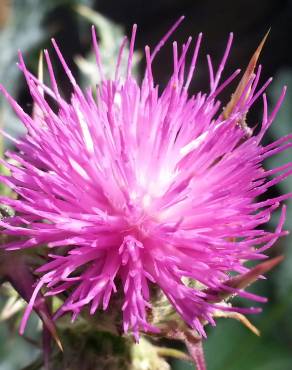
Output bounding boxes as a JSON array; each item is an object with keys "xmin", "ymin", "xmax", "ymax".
[{"xmin": 0, "ymin": 20, "xmax": 291, "ymax": 339}]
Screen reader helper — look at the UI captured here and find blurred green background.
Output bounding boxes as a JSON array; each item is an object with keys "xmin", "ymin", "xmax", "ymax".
[{"xmin": 0, "ymin": 0, "xmax": 292, "ymax": 369}]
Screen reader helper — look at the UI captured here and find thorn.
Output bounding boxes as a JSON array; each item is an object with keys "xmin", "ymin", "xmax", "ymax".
[
  {"xmin": 205, "ymin": 256, "xmax": 284, "ymax": 303},
  {"xmin": 226, "ymin": 255, "xmax": 283, "ymax": 291},
  {"xmin": 39, "ymin": 310, "xmax": 63, "ymax": 352},
  {"xmin": 155, "ymin": 347, "xmax": 192, "ymax": 362},
  {"xmin": 33, "ymin": 51, "xmax": 44, "ymax": 120},
  {"xmin": 222, "ymin": 29, "xmax": 270, "ymax": 120},
  {"xmin": 214, "ymin": 311, "xmax": 260, "ymax": 336},
  {"xmin": 38, "ymin": 50, "xmax": 44, "ymax": 85}
]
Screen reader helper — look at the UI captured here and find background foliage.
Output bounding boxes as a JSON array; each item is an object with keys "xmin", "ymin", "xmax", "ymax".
[{"xmin": 0, "ymin": 0, "xmax": 291, "ymax": 369}]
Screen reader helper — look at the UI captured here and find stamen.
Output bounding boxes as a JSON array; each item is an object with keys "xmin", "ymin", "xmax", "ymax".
[
  {"xmin": 91, "ymin": 26, "xmax": 105, "ymax": 81},
  {"xmin": 207, "ymin": 54, "xmax": 215, "ymax": 90},
  {"xmin": 44, "ymin": 49, "xmax": 61, "ymax": 100},
  {"xmin": 185, "ymin": 33, "xmax": 203, "ymax": 90},
  {"xmin": 51, "ymin": 38, "xmax": 80, "ymax": 92},
  {"xmin": 150, "ymin": 16, "xmax": 185, "ymax": 62},
  {"xmin": 213, "ymin": 33, "xmax": 233, "ymax": 90},
  {"xmin": 115, "ymin": 36, "xmax": 128, "ymax": 81},
  {"xmin": 173, "ymin": 41, "xmax": 178, "ymax": 83},
  {"xmin": 126, "ymin": 24, "xmax": 137, "ymax": 79}
]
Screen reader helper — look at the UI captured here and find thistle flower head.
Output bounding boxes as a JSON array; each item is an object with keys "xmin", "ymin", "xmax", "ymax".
[{"xmin": 0, "ymin": 18, "xmax": 291, "ymax": 340}]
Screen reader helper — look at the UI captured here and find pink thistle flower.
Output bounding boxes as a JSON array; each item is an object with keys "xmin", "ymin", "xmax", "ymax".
[{"xmin": 0, "ymin": 19, "xmax": 291, "ymax": 340}]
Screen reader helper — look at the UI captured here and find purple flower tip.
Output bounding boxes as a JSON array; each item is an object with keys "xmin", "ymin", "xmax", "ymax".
[{"xmin": 0, "ymin": 21, "xmax": 291, "ymax": 339}]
